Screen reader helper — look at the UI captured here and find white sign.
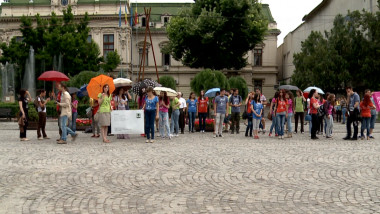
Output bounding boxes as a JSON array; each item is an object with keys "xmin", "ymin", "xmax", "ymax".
[{"xmin": 111, "ymin": 110, "xmax": 145, "ymax": 134}]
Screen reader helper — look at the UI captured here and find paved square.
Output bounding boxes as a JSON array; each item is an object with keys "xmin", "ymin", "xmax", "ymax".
[{"xmin": 0, "ymin": 121, "xmax": 380, "ymax": 213}]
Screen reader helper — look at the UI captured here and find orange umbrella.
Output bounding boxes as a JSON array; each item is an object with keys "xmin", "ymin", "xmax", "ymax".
[{"xmin": 87, "ymin": 75, "xmax": 115, "ymax": 100}]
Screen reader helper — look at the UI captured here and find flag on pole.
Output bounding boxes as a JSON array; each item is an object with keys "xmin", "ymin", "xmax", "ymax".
[
  {"xmin": 118, "ymin": 2, "xmax": 122, "ymax": 27},
  {"xmin": 130, "ymin": 5, "xmax": 133, "ymax": 27},
  {"xmin": 124, "ymin": 1, "xmax": 128, "ymax": 25},
  {"xmin": 134, "ymin": 8, "xmax": 138, "ymax": 24}
]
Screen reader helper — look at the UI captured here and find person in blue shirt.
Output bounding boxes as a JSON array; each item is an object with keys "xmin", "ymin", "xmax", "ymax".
[
  {"xmin": 143, "ymin": 87, "xmax": 159, "ymax": 143},
  {"xmin": 251, "ymin": 93, "xmax": 263, "ymax": 139},
  {"xmin": 186, "ymin": 92, "xmax": 198, "ymax": 133}
]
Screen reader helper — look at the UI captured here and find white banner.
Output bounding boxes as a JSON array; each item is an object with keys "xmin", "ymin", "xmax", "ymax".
[{"xmin": 111, "ymin": 110, "xmax": 145, "ymax": 134}]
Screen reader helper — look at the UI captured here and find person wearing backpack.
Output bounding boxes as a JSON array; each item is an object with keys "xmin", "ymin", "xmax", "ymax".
[
  {"xmin": 229, "ymin": 88, "xmax": 242, "ymax": 134},
  {"xmin": 324, "ymin": 94, "xmax": 335, "ymax": 138},
  {"xmin": 36, "ymin": 89, "xmax": 50, "ymax": 140},
  {"xmin": 294, "ymin": 90, "xmax": 306, "ymax": 134}
]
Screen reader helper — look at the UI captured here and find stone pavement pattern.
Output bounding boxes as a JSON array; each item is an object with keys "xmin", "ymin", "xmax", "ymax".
[{"xmin": 0, "ymin": 121, "xmax": 380, "ymax": 214}]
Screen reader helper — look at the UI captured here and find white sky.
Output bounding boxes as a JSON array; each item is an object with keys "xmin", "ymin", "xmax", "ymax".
[{"xmin": 0, "ymin": 0, "xmax": 323, "ymax": 45}]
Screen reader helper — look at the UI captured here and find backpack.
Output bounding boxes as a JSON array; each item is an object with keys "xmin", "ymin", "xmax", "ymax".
[
  {"xmin": 317, "ymin": 103, "xmax": 326, "ymax": 117},
  {"xmin": 229, "ymin": 95, "xmax": 242, "ymax": 104}
]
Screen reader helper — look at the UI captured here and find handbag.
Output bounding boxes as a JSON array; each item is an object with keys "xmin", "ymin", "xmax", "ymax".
[
  {"xmin": 305, "ymin": 114, "xmax": 311, "ymax": 121},
  {"xmin": 267, "ymin": 112, "xmax": 272, "ymax": 121},
  {"xmin": 242, "ymin": 105, "xmax": 249, "ymax": 120}
]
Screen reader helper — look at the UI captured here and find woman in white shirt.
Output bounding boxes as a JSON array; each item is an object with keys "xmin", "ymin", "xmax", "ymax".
[{"xmin": 114, "ymin": 88, "xmax": 131, "ymax": 139}]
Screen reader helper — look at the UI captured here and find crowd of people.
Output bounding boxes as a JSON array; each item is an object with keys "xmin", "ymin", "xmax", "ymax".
[{"xmin": 17, "ymin": 83, "xmax": 378, "ymax": 143}]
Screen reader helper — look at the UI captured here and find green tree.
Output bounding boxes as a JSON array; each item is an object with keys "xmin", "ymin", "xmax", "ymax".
[
  {"xmin": 190, "ymin": 69, "xmax": 229, "ymax": 95},
  {"xmin": 165, "ymin": 0, "xmax": 267, "ymax": 70},
  {"xmin": 0, "ymin": 6, "xmax": 103, "ymax": 90},
  {"xmin": 228, "ymin": 76, "xmax": 248, "ymax": 99},
  {"xmin": 159, "ymin": 75, "xmax": 177, "ymax": 90},
  {"xmin": 101, "ymin": 50, "xmax": 121, "ymax": 73},
  {"xmin": 67, "ymin": 71, "xmax": 101, "ymax": 88}
]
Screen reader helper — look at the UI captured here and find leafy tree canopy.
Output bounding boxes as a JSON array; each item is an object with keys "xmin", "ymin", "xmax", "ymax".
[
  {"xmin": 67, "ymin": 71, "xmax": 101, "ymax": 88},
  {"xmin": 165, "ymin": 0, "xmax": 267, "ymax": 70},
  {"xmin": 159, "ymin": 75, "xmax": 177, "ymax": 90},
  {"xmin": 291, "ymin": 2, "xmax": 380, "ymax": 92},
  {"xmin": 228, "ymin": 76, "xmax": 248, "ymax": 99},
  {"xmin": 190, "ymin": 69, "xmax": 229, "ymax": 95},
  {"xmin": 101, "ymin": 50, "xmax": 121, "ymax": 73}
]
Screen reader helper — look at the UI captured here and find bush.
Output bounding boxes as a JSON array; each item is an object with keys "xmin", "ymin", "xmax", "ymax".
[
  {"xmin": 190, "ymin": 69, "xmax": 229, "ymax": 96},
  {"xmin": 67, "ymin": 71, "xmax": 101, "ymax": 88},
  {"xmin": 159, "ymin": 75, "xmax": 176, "ymax": 90},
  {"xmin": 228, "ymin": 76, "xmax": 248, "ymax": 99}
]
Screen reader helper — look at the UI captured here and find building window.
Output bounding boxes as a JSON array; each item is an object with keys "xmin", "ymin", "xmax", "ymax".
[
  {"xmin": 103, "ymin": 34, "xmax": 114, "ymax": 58},
  {"xmin": 162, "ymin": 53, "xmax": 171, "ymax": 66},
  {"xmin": 139, "ymin": 48, "xmax": 148, "ymax": 66},
  {"xmin": 254, "ymin": 49, "xmax": 262, "ymax": 66},
  {"xmin": 164, "ymin": 17, "xmax": 169, "ymax": 24},
  {"xmin": 87, "ymin": 35, "xmax": 92, "ymax": 43},
  {"xmin": 254, "ymin": 80, "xmax": 263, "ymax": 92},
  {"xmin": 142, "ymin": 17, "xmax": 146, "ymax": 27}
]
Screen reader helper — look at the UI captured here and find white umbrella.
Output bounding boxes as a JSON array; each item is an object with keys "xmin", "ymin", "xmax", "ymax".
[
  {"xmin": 154, "ymin": 87, "xmax": 178, "ymax": 97},
  {"xmin": 113, "ymin": 78, "xmax": 133, "ymax": 88},
  {"xmin": 304, "ymin": 86, "xmax": 325, "ymax": 95}
]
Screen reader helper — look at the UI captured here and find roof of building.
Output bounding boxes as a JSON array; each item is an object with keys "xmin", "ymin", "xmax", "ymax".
[
  {"xmin": 302, "ymin": 0, "xmax": 330, "ymax": 21},
  {"xmin": 2, "ymin": 0, "xmax": 128, "ymax": 6}
]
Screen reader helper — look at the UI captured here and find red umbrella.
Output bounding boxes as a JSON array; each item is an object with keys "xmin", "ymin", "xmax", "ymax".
[{"xmin": 38, "ymin": 71, "xmax": 69, "ymax": 82}]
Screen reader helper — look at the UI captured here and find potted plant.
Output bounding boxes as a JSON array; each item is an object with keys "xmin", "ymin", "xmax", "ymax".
[
  {"xmin": 76, "ymin": 118, "xmax": 92, "ymax": 131},
  {"xmin": 194, "ymin": 118, "xmax": 216, "ymax": 132}
]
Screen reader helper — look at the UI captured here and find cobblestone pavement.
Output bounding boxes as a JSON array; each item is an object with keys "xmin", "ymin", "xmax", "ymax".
[{"xmin": 0, "ymin": 121, "xmax": 380, "ymax": 214}]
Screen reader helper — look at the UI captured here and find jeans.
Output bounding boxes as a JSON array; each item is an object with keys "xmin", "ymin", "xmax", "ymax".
[
  {"xmin": 311, "ymin": 114, "xmax": 319, "ymax": 138},
  {"xmin": 270, "ymin": 113, "xmax": 278, "ymax": 134},
  {"xmin": 361, "ymin": 117, "xmax": 371, "ymax": 137},
  {"xmin": 215, "ymin": 113, "xmax": 226, "ymax": 135},
  {"xmin": 294, "ymin": 112, "xmax": 304, "ymax": 133},
  {"xmin": 231, "ymin": 112, "xmax": 240, "ymax": 132},
  {"xmin": 159, "ymin": 111, "xmax": 170, "ymax": 137},
  {"xmin": 70, "ymin": 112, "xmax": 78, "ymax": 132},
  {"xmin": 276, "ymin": 112, "xmax": 286, "ymax": 136},
  {"xmin": 346, "ymin": 114, "xmax": 358, "ymax": 139},
  {"xmin": 370, "ymin": 113, "xmax": 376, "ymax": 129},
  {"xmin": 199, "ymin": 113, "xmax": 207, "ymax": 131},
  {"xmin": 170, "ymin": 109, "xmax": 180, "ymax": 135},
  {"xmin": 309, "ymin": 114, "xmax": 312, "ymax": 134},
  {"xmin": 188, "ymin": 112, "xmax": 196, "ymax": 132},
  {"xmin": 342, "ymin": 108, "xmax": 347, "ymax": 123},
  {"xmin": 287, "ymin": 113, "xmax": 293, "ymax": 133},
  {"xmin": 145, "ymin": 110, "xmax": 156, "ymax": 140},
  {"xmin": 37, "ymin": 112, "xmax": 47, "ymax": 138},
  {"xmin": 245, "ymin": 117, "xmax": 253, "ymax": 136},
  {"xmin": 325, "ymin": 115, "xmax": 333, "ymax": 137},
  {"xmin": 60, "ymin": 115, "xmax": 75, "ymax": 141},
  {"xmin": 179, "ymin": 108, "xmax": 185, "ymax": 133}
]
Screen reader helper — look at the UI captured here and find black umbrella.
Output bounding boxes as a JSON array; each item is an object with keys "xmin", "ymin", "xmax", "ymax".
[
  {"xmin": 68, "ymin": 87, "xmax": 80, "ymax": 94},
  {"xmin": 279, "ymin": 85, "xmax": 299, "ymax": 91},
  {"xmin": 132, "ymin": 79, "xmax": 161, "ymax": 95}
]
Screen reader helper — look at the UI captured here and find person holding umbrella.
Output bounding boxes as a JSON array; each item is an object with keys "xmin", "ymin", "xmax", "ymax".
[
  {"xmin": 57, "ymin": 83, "xmax": 78, "ymax": 144},
  {"xmin": 98, "ymin": 84, "xmax": 113, "ymax": 143}
]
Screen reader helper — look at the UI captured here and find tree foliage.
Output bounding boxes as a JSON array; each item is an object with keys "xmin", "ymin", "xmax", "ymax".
[
  {"xmin": 159, "ymin": 75, "xmax": 177, "ymax": 90},
  {"xmin": 67, "ymin": 71, "xmax": 101, "ymax": 88},
  {"xmin": 190, "ymin": 69, "xmax": 229, "ymax": 95},
  {"xmin": 0, "ymin": 6, "xmax": 103, "ymax": 84},
  {"xmin": 292, "ymin": 3, "xmax": 380, "ymax": 92},
  {"xmin": 165, "ymin": 0, "xmax": 267, "ymax": 70},
  {"xmin": 228, "ymin": 76, "xmax": 248, "ymax": 99},
  {"xmin": 101, "ymin": 50, "xmax": 121, "ymax": 73}
]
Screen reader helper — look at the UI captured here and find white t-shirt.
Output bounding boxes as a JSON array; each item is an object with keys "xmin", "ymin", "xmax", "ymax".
[
  {"xmin": 179, "ymin": 97, "xmax": 187, "ymax": 109},
  {"xmin": 114, "ymin": 96, "xmax": 128, "ymax": 109},
  {"xmin": 260, "ymin": 94, "xmax": 267, "ymax": 103},
  {"xmin": 37, "ymin": 97, "xmax": 46, "ymax": 113}
]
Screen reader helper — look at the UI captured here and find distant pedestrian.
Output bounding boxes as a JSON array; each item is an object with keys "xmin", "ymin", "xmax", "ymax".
[
  {"xmin": 57, "ymin": 83, "xmax": 78, "ymax": 144},
  {"xmin": 245, "ymin": 92, "xmax": 254, "ymax": 137},
  {"xmin": 340, "ymin": 97, "xmax": 348, "ymax": 124},
  {"xmin": 70, "ymin": 93, "xmax": 78, "ymax": 132},
  {"xmin": 229, "ymin": 89, "xmax": 242, "ymax": 134},
  {"xmin": 324, "ymin": 94, "xmax": 335, "ymax": 138},
  {"xmin": 317, "ymin": 94, "xmax": 326, "ymax": 135},
  {"xmin": 256, "ymin": 88, "xmax": 267, "ymax": 134},
  {"xmin": 91, "ymin": 99, "xmax": 100, "ymax": 138},
  {"xmin": 197, "ymin": 90, "xmax": 209, "ymax": 133},
  {"xmin": 274, "ymin": 90, "xmax": 288, "ymax": 139},
  {"xmin": 158, "ymin": 91, "xmax": 171, "ymax": 139},
  {"xmin": 269, "ymin": 91, "xmax": 279, "ymax": 137},
  {"xmin": 214, "ymin": 89, "xmax": 229, "ymax": 138},
  {"xmin": 178, "ymin": 92, "xmax": 187, "ymax": 134},
  {"xmin": 343, "ymin": 86, "xmax": 360, "ymax": 140},
  {"xmin": 98, "ymin": 84, "xmax": 112, "ymax": 143},
  {"xmin": 365, "ymin": 89, "xmax": 377, "ymax": 139},
  {"xmin": 170, "ymin": 93, "xmax": 181, "ymax": 137},
  {"xmin": 360, "ymin": 93, "xmax": 375, "ymax": 140},
  {"xmin": 18, "ymin": 89, "xmax": 31, "ymax": 141},
  {"xmin": 143, "ymin": 87, "xmax": 159, "ymax": 143},
  {"xmin": 335, "ymin": 98, "xmax": 342, "ymax": 123},
  {"xmin": 251, "ymin": 93, "xmax": 263, "ymax": 139},
  {"xmin": 187, "ymin": 92, "xmax": 198, "ymax": 133},
  {"xmin": 114, "ymin": 88, "xmax": 130, "ymax": 139},
  {"xmin": 294, "ymin": 90, "xmax": 306, "ymax": 134},
  {"xmin": 309, "ymin": 89, "xmax": 320, "ymax": 140},
  {"xmin": 285, "ymin": 91, "xmax": 294, "ymax": 138},
  {"xmin": 36, "ymin": 89, "xmax": 50, "ymax": 140}
]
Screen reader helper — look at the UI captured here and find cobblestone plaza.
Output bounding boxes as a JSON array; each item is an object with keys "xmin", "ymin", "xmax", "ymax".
[{"xmin": 0, "ymin": 121, "xmax": 379, "ymax": 213}]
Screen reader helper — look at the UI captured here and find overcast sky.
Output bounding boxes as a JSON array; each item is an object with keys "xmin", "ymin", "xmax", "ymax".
[{"xmin": 0, "ymin": 0, "xmax": 323, "ymax": 45}]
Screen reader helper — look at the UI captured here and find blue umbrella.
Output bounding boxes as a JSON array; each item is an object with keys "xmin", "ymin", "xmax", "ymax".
[
  {"xmin": 205, "ymin": 88, "xmax": 220, "ymax": 98},
  {"xmin": 77, "ymin": 84, "xmax": 88, "ymax": 98}
]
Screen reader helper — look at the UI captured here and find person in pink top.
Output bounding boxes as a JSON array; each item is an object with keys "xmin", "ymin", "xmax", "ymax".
[
  {"xmin": 159, "ymin": 91, "xmax": 171, "ymax": 139},
  {"xmin": 70, "ymin": 93, "xmax": 79, "ymax": 132},
  {"xmin": 285, "ymin": 91, "xmax": 294, "ymax": 138},
  {"xmin": 324, "ymin": 94, "xmax": 335, "ymax": 138}
]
